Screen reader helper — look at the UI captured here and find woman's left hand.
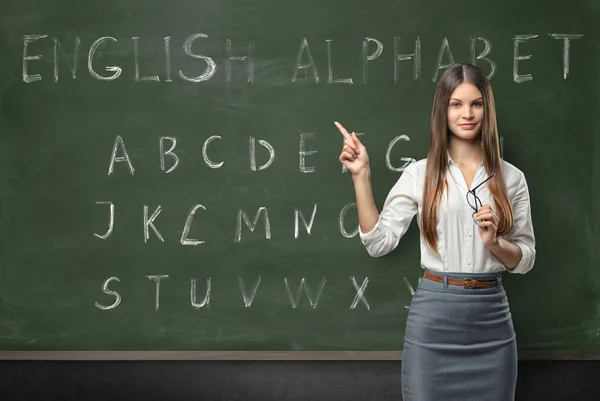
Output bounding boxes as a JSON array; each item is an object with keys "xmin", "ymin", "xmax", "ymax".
[{"xmin": 474, "ymin": 204, "xmax": 498, "ymax": 247}]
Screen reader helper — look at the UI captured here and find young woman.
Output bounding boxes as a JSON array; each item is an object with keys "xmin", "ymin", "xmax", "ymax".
[{"xmin": 335, "ymin": 63, "xmax": 535, "ymax": 401}]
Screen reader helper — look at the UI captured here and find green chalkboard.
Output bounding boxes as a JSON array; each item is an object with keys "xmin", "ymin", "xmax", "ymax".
[{"xmin": 0, "ymin": 0, "xmax": 599, "ymax": 358}]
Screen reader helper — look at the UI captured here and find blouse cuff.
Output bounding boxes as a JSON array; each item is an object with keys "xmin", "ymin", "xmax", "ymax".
[
  {"xmin": 506, "ymin": 242, "xmax": 534, "ymax": 274},
  {"xmin": 359, "ymin": 217, "xmax": 385, "ymax": 245}
]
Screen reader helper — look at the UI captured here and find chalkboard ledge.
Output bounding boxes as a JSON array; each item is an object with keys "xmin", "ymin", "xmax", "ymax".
[{"xmin": 0, "ymin": 351, "xmax": 598, "ymax": 360}]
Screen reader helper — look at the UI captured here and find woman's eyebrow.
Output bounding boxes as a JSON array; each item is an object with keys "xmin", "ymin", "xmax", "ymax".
[{"xmin": 449, "ymin": 97, "xmax": 483, "ymax": 102}]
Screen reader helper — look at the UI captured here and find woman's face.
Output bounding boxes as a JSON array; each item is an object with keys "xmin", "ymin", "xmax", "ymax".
[{"xmin": 447, "ymin": 82, "xmax": 484, "ymax": 141}]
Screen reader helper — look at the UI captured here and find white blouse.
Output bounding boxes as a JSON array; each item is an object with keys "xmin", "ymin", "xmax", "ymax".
[{"xmin": 359, "ymin": 155, "xmax": 536, "ymax": 274}]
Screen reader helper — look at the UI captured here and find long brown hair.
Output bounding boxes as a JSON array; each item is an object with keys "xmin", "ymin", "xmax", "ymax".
[{"xmin": 422, "ymin": 63, "xmax": 513, "ymax": 252}]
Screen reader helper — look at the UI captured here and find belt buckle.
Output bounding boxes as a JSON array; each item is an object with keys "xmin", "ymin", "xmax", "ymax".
[{"xmin": 463, "ymin": 278, "xmax": 476, "ymax": 288}]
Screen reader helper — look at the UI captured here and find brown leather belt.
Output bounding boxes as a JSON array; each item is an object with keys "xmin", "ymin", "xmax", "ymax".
[{"xmin": 424, "ymin": 272, "xmax": 498, "ymax": 289}]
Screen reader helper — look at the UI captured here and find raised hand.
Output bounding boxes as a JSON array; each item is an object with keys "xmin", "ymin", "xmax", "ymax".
[{"xmin": 335, "ymin": 121, "xmax": 370, "ymax": 176}]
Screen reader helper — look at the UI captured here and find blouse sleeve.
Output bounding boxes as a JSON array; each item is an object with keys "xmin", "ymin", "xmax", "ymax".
[
  {"xmin": 359, "ymin": 163, "xmax": 418, "ymax": 257},
  {"xmin": 505, "ymin": 172, "xmax": 536, "ymax": 274}
]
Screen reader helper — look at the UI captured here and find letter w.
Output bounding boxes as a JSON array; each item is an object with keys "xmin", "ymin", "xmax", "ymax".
[{"xmin": 284, "ymin": 277, "xmax": 326, "ymax": 309}]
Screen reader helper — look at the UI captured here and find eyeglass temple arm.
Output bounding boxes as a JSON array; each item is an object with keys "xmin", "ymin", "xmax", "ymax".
[{"xmin": 470, "ymin": 172, "xmax": 497, "ymax": 193}]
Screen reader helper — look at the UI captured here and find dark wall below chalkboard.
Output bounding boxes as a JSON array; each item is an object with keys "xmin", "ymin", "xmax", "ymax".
[{"xmin": 1, "ymin": 361, "xmax": 600, "ymax": 401}]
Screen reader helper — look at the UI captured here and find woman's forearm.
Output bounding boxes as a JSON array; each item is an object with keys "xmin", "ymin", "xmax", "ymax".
[
  {"xmin": 487, "ymin": 238, "xmax": 523, "ymax": 269},
  {"xmin": 352, "ymin": 167, "xmax": 380, "ymax": 234}
]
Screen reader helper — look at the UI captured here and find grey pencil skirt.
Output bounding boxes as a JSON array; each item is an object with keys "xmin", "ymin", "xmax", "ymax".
[{"xmin": 401, "ymin": 269, "xmax": 517, "ymax": 401}]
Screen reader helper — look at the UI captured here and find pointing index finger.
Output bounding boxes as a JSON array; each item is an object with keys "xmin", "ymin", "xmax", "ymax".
[{"xmin": 334, "ymin": 121, "xmax": 352, "ymax": 141}]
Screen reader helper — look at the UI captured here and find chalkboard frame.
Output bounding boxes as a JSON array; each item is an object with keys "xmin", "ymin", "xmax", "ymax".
[{"xmin": 0, "ymin": 351, "xmax": 599, "ymax": 360}]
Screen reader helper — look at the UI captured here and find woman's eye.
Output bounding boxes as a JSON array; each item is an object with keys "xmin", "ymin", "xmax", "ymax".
[{"xmin": 473, "ymin": 102, "xmax": 483, "ymax": 107}]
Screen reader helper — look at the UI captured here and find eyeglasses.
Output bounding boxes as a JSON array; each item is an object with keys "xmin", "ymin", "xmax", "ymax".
[{"xmin": 466, "ymin": 172, "xmax": 496, "ymax": 230}]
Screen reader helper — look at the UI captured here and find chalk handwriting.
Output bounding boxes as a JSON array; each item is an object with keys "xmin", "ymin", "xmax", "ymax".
[
  {"xmin": 513, "ymin": 34, "xmax": 538, "ymax": 83},
  {"xmin": 133, "ymin": 37, "xmax": 160, "ymax": 82},
  {"xmin": 53, "ymin": 36, "xmax": 80, "ymax": 82},
  {"xmin": 93, "ymin": 276, "xmax": 424, "ymax": 311},
  {"xmin": 394, "ymin": 36, "xmax": 421, "ymax": 82},
  {"xmin": 349, "ymin": 276, "xmax": 370, "ymax": 310},
  {"xmin": 239, "ymin": 276, "xmax": 262, "ymax": 307},
  {"xmin": 235, "ymin": 207, "xmax": 271, "ymax": 242},
  {"xmin": 548, "ymin": 34, "xmax": 584, "ymax": 79},
  {"xmin": 146, "ymin": 275, "xmax": 169, "ymax": 311},
  {"xmin": 249, "ymin": 137, "xmax": 275, "ymax": 171},
  {"xmin": 226, "ymin": 39, "xmax": 255, "ymax": 83},
  {"xmin": 284, "ymin": 277, "xmax": 326, "ymax": 309},
  {"xmin": 92, "ymin": 202, "xmax": 386, "ymax": 243},
  {"xmin": 386, "ymin": 135, "xmax": 416, "ymax": 172},
  {"xmin": 470, "ymin": 37, "xmax": 496, "ymax": 79},
  {"xmin": 160, "ymin": 136, "xmax": 179, "ymax": 173},
  {"xmin": 179, "ymin": 33, "xmax": 217, "ymax": 82},
  {"xmin": 203, "ymin": 135, "xmax": 224, "ymax": 168},
  {"xmin": 299, "ymin": 133, "xmax": 317, "ymax": 173},
  {"xmin": 292, "ymin": 37, "xmax": 319, "ymax": 83},
  {"xmin": 433, "ymin": 37, "xmax": 455, "ymax": 82},
  {"xmin": 105, "ymin": 133, "xmax": 420, "ymax": 174},
  {"xmin": 144, "ymin": 205, "xmax": 164, "ymax": 243},
  {"xmin": 107, "ymin": 135, "xmax": 135, "ymax": 176},
  {"xmin": 326, "ymin": 40, "xmax": 353, "ymax": 84},
  {"xmin": 164, "ymin": 36, "xmax": 172, "ymax": 82},
  {"xmin": 180, "ymin": 204, "xmax": 206, "ymax": 246},
  {"xmin": 88, "ymin": 37, "xmax": 122, "ymax": 81},
  {"xmin": 191, "ymin": 278, "xmax": 211, "ymax": 308},
  {"xmin": 339, "ymin": 203, "xmax": 359, "ymax": 238},
  {"xmin": 23, "ymin": 33, "xmax": 586, "ymax": 83},
  {"xmin": 294, "ymin": 204, "xmax": 318, "ymax": 238},
  {"xmin": 22, "ymin": 34, "xmax": 47, "ymax": 83},
  {"xmin": 362, "ymin": 37, "xmax": 383, "ymax": 84},
  {"xmin": 94, "ymin": 277, "xmax": 121, "ymax": 310},
  {"xmin": 93, "ymin": 201, "xmax": 114, "ymax": 240}
]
